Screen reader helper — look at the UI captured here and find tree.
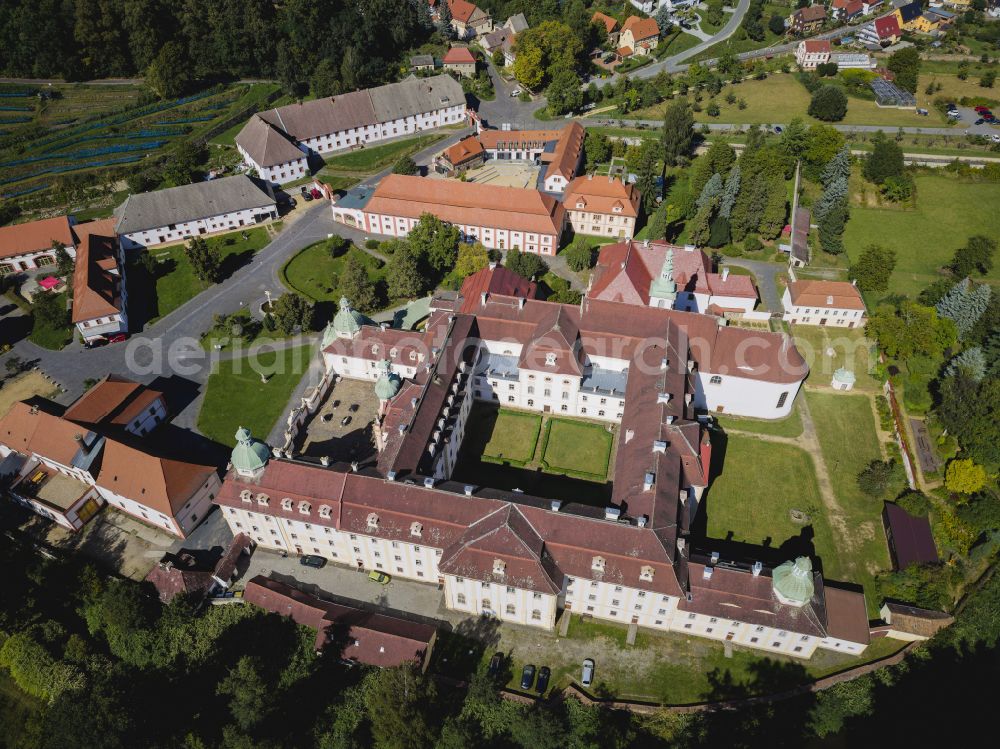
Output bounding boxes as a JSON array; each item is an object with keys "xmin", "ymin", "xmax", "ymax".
[
  {"xmin": 505, "ymin": 249, "xmax": 548, "ymax": 280},
  {"xmin": 392, "ymin": 156, "xmax": 418, "ymax": 175},
  {"xmin": 759, "ymin": 174, "xmax": 789, "ymax": 239},
  {"xmin": 718, "ymin": 165, "xmax": 741, "ymax": 220},
  {"xmin": 146, "ymin": 41, "xmax": 190, "ymax": 99},
  {"xmin": 216, "ymin": 656, "xmax": 271, "ymax": 731},
  {"xmin": 185, "ymin": 236, "xmax": 222, "ymax": 283},
  {"xmin": 584, "ymin": 132, "xmax": 611, "ymax": 166},
  {"xmin": 696, "ymin": 172, "xmax": 724, "ymax": 211},
  {"xmin": 817, "ymin": 199, "xmax": 848, "ymax": 255},
  {"xmin": 512, "ymin": 45, "xmax": 544, "ymax": 89},
  {"xmin": 850, "ymin": 243, "xmax": 896, "ymax": 293},
  {"xmin": 269, "ymin": 292, "xmax": 313, "ymax": 334},
  {"xmin": 857, "ymin": 459, "xmax": 896, "ymax": 498},
  {"xmin": 887, "ymin": 47, "xmax": 921, "ymax": 93},
  {"xmin": 386, "ymin": 243, "xmax": 427, "ymax": 299},
  {"xmin": 821, "ymin": 145, "xmax": 852, "ymax": 187},
  {"xmin": 863, "ymin": 134, "xmax": 902, "ymax": 186},
  {"xmin": 339, "ymin": 255, "xmax": 378, "ymax": 312},
  {"xmin": 688, "ymin": 197, "xmax": 718, "ymax": 246},
  {"xmin": 454, "ymin": 242, "xmax": 489, "ymax": 279},
  {"xmin": 778, "ymin": 117, "xmax": 809, "ymax": 161},
  {"xmin": 438, "ymin": 0, "xmax": 454, "ymax": 37},
  {"xmin": 661, "ymin": 101, "xmax": 695, "ymax": 167},
  {"xmin": 162, "ymin": 139, "xmax": 206, "ymax": 186},
  {"xmin": 635, "ymin": 144, "xmax": 661, "ymax": 213},
  {"xmin": 808, "ymin": 85, "xmax": 848, "ymax": 122},
  {"xmin": 407, "ymin": 213, "xmax": 460, "ymax": 275},
  {"xmin": 53, "ymin": 241, "xmax": 74, "ymax": 278},
  {"xmin": 952, "ymin": 235, "xmax": 997, "ymax": 278},
  {"xmin": 545, "ymin": 65, "xmax": 584, "ymax": 115},
  {"xmin": 866, "ymin": 301, "xmax": 956, "ymax": 359},
  {"xmin": 803, "ymin": 124, "xmax": 845, "ymax": 177},
  {"xmin": 362, "ymin": 666, "xmax": 437, "ymax": 749},
  {"xmin": 768, "ymin": 13, "xmax": 786, "ymax": 36},
  {"xmin": 945, "ymin": 458, "xmax": 988, "ymax": 495},
  {"xmin": 946, "ymin": 347, "xmax": 987, "ymax": 381},
  {"xmin": 562, "ymin": 238, "xmax": 595, "ymax": 272},
  {"xmin": 936, "ymin": 279, "xmax": 991, "ymax": 340}
]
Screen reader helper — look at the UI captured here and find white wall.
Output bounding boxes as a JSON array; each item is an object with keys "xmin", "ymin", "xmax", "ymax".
[
  {"xmin": 119, "ymin": 205, "xmax": 278, "ymax": 251},
  {"xmin": 695, "ymin": 371, "xmax": 800, "ymax": 419}
]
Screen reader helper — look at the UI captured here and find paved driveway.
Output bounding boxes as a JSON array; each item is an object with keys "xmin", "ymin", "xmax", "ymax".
[{"xmin": 722, "ymin": 257, "xmax": 785, "ymax": 312}]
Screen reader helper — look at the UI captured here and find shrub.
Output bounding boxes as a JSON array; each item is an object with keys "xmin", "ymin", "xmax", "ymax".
[
  {"xmin": 808, "ymin": 85, "xmax": 848, "ymax": 122},
  {"xmin": 857, "ymin": 459, "xmax": 896, "ymax": 498}
]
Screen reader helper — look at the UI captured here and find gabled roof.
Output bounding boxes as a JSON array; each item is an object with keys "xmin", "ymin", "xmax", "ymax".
[
  {"xmin": 443, "ymin": 47, "xmax": 476, "ymax": 65},
  {"xmin": 794, "ymin": 4, "xmax": 828, "ymax": 21},
  {"xmin": 622, "ymin": 15, "xmax": 660, "ymax": 41},
  {"xmin": 458, "ymin": 265, "xmax": 537, "ymax": 312},
  {"xmin": 234, "ymin": 115, "xmax": 306, "ymax": 168},
  {"xmin": 442, "ymin": 135, "xmax": 484, "ymax": 166},
  {"xmin": 875, "ymin": 14, "xmax": 901, "ymax": 36},
  {"xmin": 518, "ymin": 304, "xmax": 583, "ymax": 376},
  {"xmin": 0, "ymin": 401, "xmax": 103, "ymax": 469},
  {"xmin": 63, "ymin": 374, "xmax": 164, "ymax": 431},
  {"xmin": 0, "ymin": 215, "xmax": 77, "ymax": 260},
  {"xmin": 786, "ymin": 279, "xmax": 865, "ymax": 310},
  {"xmin": 506, "ymin": 13, "xmax": 528, "ymax": 33},
  {"xmin": 564, "ymin": 176, "xmax": 640, "ymax": 218},
  {"xmin": 881, "ymin": 602, "xmax": 953, "ymax": 637},
  {"xmin": 592, "ymin": 11, "xmax": 619, "ymax": 34},
  {"xmin": 897, "ymin": 0, "xmax": 922, "ymax": 22},
  {"xmin": 803, "ymin": 39, "xmax": 832, "ymax": 53},
  {"xmin": 70, "ymin": 219, "xmax": 121, "ymax": 324}
]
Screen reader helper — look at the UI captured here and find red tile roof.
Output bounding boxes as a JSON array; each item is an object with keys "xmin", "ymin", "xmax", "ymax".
[
  {"xmin": 458, "ymin": 265, "xmax": 537, "ymax": 312},
  {"xmin": 875, "ymin": 14, "xmax": 901, "ymax": 38},
  {"xmin": 63, "ymin": 375, "xmax": 164, "ymax": 431},
  {"xmin": 592, "ymin": 11, "xmax": 619, "ymax": 34},
  {"xmin": 786, "ymin": 280, "xmax": 865, "ymax": 310},
  {"xmin": 0, "ymin": 216, "xmax": 77, "ymax": 260},
  {"xmin": 563, "ymin": 176, "xmax": 640, "ymax": 218},
  {"xmin": 443, "ymin": 47, "xmax": 476, "ymax": 65},
  {"xmin": 622, "ymin": 15, "xmax": 660, "ymax": 42},
  {"xmin": 69, "ymin": 219, "xmax": 122, "ymax": 324},
  {"xmin": 803, "ymin": 39, "xmax": 832, "ymax": 54},
  {"xmin": 442, "ymin": 135, "xmax": 484, "ymax": 167}
]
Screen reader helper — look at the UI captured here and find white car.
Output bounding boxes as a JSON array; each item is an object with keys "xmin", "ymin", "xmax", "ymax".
[
  {"xmin": 581, "ymin": 658, "xmax": 595, "ymax": 688},
  {"xmin": 947, "ymin": 110, "xmax": 960, "ymax": 118},
  {"xmin": 991, "ymin": 134, "xmax": 1000, "ymax": 144},
  {"xmin": 510, "ymin": 88, "xmax": 522, "ymax": 97}
]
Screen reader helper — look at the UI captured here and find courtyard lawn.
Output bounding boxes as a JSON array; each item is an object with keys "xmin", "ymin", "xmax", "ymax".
[
  {"xmin": 481, "ymin": 410, "xmax": 542, "ymax": 464},
  {"xmin": 843, "ymin": 173, "xmax": 1000, "ymax": 299},
  {"xmin": 630, "ymin": 74, "xmax": 952, "ymax": 128},
  {"xmin": 715, "ymin": 399, "xmax": 804, "ymax": 438},
  {"xmin": 321, "ymin": 133, "xmax": 445, "ymax": 173},
  {"xmin": 138, "ymin": 226, "xmax": 275, "ymax": 323},
  {"xmin": 805, "ymin": 390, "xmax": 894, "ymax": 606},
  {"xmin": 197, "ymin": 344, "xmax": 313, "ymax": 445},
  {"xmin": 705, "ymin": 433, "xmax": 843, "ymax": 579},
  {"xmin": 540, "ymin": 418, "xmax": 614, "ymax": 480},
  {"xmin": 280, "ymin": 243, "xmax": 385, "ymax": 304},
  {"xmin": 792, "ymin": 326, "xmax": 881, "ymax": 393}
]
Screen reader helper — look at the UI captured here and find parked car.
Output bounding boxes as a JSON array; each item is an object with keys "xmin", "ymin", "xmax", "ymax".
[
  {"xmin": 581, "ymin": 658, "xmax": 595, "ymax": 688},
  {"xmin": 976, "ymin": 118, "xmax": 986, "ymax": 126},
  {"xmin": 84, "ymin": 338, "xmax": 108, "ymax": 349},
  {"xmin": 487, "ymin": 652, "xmax": 503, "ymax": 678},
  {"xmin": 535, "ymin": 666, "xmax": 551, "ymax": 694},
  {"xmin": 310, "ymin": 188, "xmax": 323, "ymax": 199},
  {"xmin": 975, "ymin": 105, "xmax": 989, "ymax": 113},
  {"xmin": 299, "ymin": 555, "xmax": 326, "ymax": 569},
  {"xmin": 916, "ymin": 108, "xmax": 928, "ymax": 116},
  {"xmin": 985, "ymin": 114, "xmax": 997, "ymax": 123},
  {"xmin": 340, "ymin": 415, "xmax": 351, "ymax": 426},
  {"xmin": 348, "ymin": 403, "xmax": 359, "ymax": 412},
  {"xmin": 302, "ymin": 191, "xmax": 314, "ymax": 202},
  {"xmin": 368, "ymin": 570, "xmax": 391, "ymax": 585},
  {"xmin": 107, "ymin": 333, "xmax": 128, "ymax": 344},
  {"xmin": 510, "ymin": 88, "xmax": 522, "ymax": 97},
  {"xmin": 520, "ymin": 664, "xmax": 536, "ymax": 690},
  {"xmin": 992, "ymin": 134, "xmax": 1000, "ymax": 144}
]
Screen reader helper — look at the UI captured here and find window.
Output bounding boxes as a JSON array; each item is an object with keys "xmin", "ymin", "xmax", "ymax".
[
  {"xmin": 506, "ymin": 604, "xmax": 515, "ymax": 615},
  {"xmin": 710, "ymin": 375, "xmax": 722, "ymax": 385},
  {"xmin": 457, "ymin": 593, "xmax": 466, "ymax": 604},
  {"xmin": 506, "ymin": 586, "xmax": 515, "ymax": 594},
  {"xmin": 777, "ymin": 391, "xmax": 789, "ymax": 408},
  {"xmin": 531, "ymin": 610, "xmax": 541, "ymax": 621}
]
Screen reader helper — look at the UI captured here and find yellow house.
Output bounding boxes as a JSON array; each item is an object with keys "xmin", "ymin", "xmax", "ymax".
[{"xmin": 911, "ymin": 15, "xmax": 941, "ymax": 33}]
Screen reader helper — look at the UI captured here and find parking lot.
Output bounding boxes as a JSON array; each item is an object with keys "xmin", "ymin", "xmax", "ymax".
[{"xmin": 951, "ymin": 105, "xmax": 1000, "ymax": 139}]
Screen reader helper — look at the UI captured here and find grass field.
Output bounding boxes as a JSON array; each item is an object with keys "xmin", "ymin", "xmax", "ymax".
[
  {"xmin": 140, "ymin": 226, "xmax": 274, "ymax": 323},
  {"xmin": 198, "ymin": 344, "xmax": 313, "ymax": 445},
  {"xmin": 630, "ymin": 74, "xmax": 954, "ymax": 128},
  {"xmin": 843, "ymin": 173, "xmax": 1000, "ymax": 299},
  {"xmin": 705, "ymin": 433, "xmax": 843, "ymax": 578},
  {"xmin": 715, "ymin": 399, "xmax": 804, "ymax": 438},
  {"xmin": 918, "ymin": 73, "xmax": 1000, "ymax": 106},
  {"xmin": 322, "ymin": 134, "xmax": 445, "ymax": 173},
  {"xmin": 792, "ymin": 326, "xmax": 881, "ymax": 393},
  {"xmin": 280, "ymin": 242, "xmax": 385, "ymax": 304},
  {"xmin": 806, "ymin": 391, "xmax": 894, "ymax": 606},
  {"xmin": 541, "ymin": 418, "xmax": 614, "ymax": 479},
  {"xmin": 482, "ymin": 410, "xmax": 542, "ymax": 463}
]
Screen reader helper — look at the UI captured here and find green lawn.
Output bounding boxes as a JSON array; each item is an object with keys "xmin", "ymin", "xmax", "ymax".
[
  {"xmin": 139, "ymin": 226, "xmax": 274, "ymax": 322},
  {"xmin": 844, "ymin": 173, "xmax": 1000, "ymax": 299},
  {"xmin": 792, "ymin": 326, "xmax": 881, "ymax": 393},
  {"xmin": 198, "ymin": 344, "xmax": 313, "ymax": 446},
  {"xmin": 280, "ymin": 242, "xmax": 385, "ymax": 303},
  {"xmin": 480, "ymin": 409, "xmax": 542, "ymax": 463},
  {"xmin": 321, "ymin": 134, "xmax": 445, "ymax": 173},
  {"xmin": 715, "ymin": 399, "xmax": 804, "ymax": 438},
  {"xmin": 805, "ymin": 390, "xmax": 894, "ymax": 609},
  {"xmin": 29, "ymin": 292, "xmax": 74, "ymax": 350},
  {"xmin": 705, "ymin": 433, "xmax": 843, "ymax": 579},
  {"xmin": 540, "ymin": 418, "xmax": 614, "ymax": 480}
]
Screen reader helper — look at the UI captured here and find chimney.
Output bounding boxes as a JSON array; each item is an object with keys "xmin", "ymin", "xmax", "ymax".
[
  {"xmin": 656, "ymin": 392, "xmax": 671, "ymax": 404},
  {"xmin": 687, "ymin": 360, "xmax": 695, "ymax": 372},
  {"xmin": 625, "ymin": 428, "xmax": 635, "ymax": 443},
  {"xmin": 350, "ymin": 461, "xmax": 359, "ymax": 472},
  {"xmin": 677, "ymin": 538, "xmax": 686, "ymax": 553},
  {"xmin": 320, "ymin": 456, "xmax": 330, "ymax": 467},
  {"xmin": 643, "ymin": 472, "xmax": 655, "ymax": 491},
  {"xmin": 721, "ymin": 267, "xmax": 730, "ymax": 282},
  {"xmin": 710, "ymin": 551, "xmax": 720, "ymax": 564},
  {"xmin": 518, "ymin": 297, "xmax": 526, "ymax": 310},
  {"xmin": 752, "ymin": 561, "xmax": 763, "ymax": 577},
  {"xmin": 464, "ymin": 484, "xmax": 475, "ymax": 496},
  {"xmin": 666, "ymin": 415, "xmax": 675, "ymax": 425},
  {"xmin": 397, "ymin": 424, "xmax": 406, "ymax": 435},
  {"xmin": 588, "ymin": 173, "xmax": 593, "ymax": 180},
  {"xmin": 387, "ymin": 470, "xmax": 397, "ymax": 481},
  {"xmin": 410, "ymin": 397, "xmax": 418, "ymax": 409},
  {"xmin": 423, "ymin": 477, "xmax": 435, "ymax": 489},
  {"xmin": 604, "ymin": 506, "xmax": 621, "ymax": 521},
  {"xmin": 550, "ymin": 500, "xmax": 562, "ymax": 512},
  {"xmin": 703, "ymin": 566, "xmax": 714, "ymax": 580},
  {"xmin": 660, "ymin": 357, "xmax": 668, "ymax": 369},
  {"xmin": 481, "ymin": 291, "xmax": 488, "ymax": 306},
  {"xmin": 652, "ymin": 440, "xmax": 667, "ymax": 454},
  {"xmin": 637, "ymin": 515, "xmax": 648, "ymax": 528}
]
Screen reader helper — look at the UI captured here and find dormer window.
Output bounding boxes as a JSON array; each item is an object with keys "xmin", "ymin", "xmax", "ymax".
[
  {"xmin": 367, "ymin": 512, "xmax": 379, "ymax": 529},
  {"xmin": 640, "ymin": 565, "xmax": 654, "ymax": 582},
  {"xmin": 281, "ymin": 498, "xmax": 293, "ymax": 511},
  {"xmin": 545, "ymin": 352, "xmax": 556, "ymax": 366},
  {"xmin": 410, "ymin": 521, "xmax": 422, "ymax": 537},
  {"xmin": 256, "ymin": 493, "xmax": 269, "ymax": 506},
  {"xmin": 371, "ymin": 344, "xmax": 378, "ymax": 355},
  {"xmin": 576, "ymin": 200, "xmax": 585, "ymax": 209},
  {"xmin": 390, "ymin": 347, "xmax": 398, "ymax": 358},
  {"xmin": 592, "ymin": 556, "xmax": 606, "ymax": 573},
  {"xmin": 319, "ymin": 505, "xmax": 332, "ymax": 519},
  {"xmin": 298, "ymin": 501, "xmax": 311, "ymax": 515},
  {"xmin": 493, "ymin": 558, "xmax": 506, "ymax": 575},
  {"xmin": 240, "ymin": 490, "xmax": 252, "ymax": 503}
]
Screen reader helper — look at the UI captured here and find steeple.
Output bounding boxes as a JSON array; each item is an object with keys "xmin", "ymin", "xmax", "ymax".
[{"xmin": 649, "ymin": 247, "xmax": 677, "ymax": 303}]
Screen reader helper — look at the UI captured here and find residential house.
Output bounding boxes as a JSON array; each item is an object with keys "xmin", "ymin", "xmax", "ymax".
[
  {"xmin": 858, "ymin": 13, "xmax": 902, "ymax": 45},
  {"xmin": 439, "ymin": 136, "xmax": 485, "ymax": 173},
  {"xmin": 244, "ymin": 576, "xmax": 438, "ymax": 667},
  {"xmin": 789, "ymin": 5, "xmax": 827, "ymax": 34},
  {"xmin": 434, "ymin": 0, "xmax": 493, "ymax": 38},
  {"xmin": 61, "ymin": 374, "xmax": 167, "ymax": 437},
  {"xmin": 781, "ymin": 279, "xmax": 866, "ymax": 327},
  {"xmin": 0, "ymin": 215, "xmax": 77, "ymax": 275},
  {"xmin": 477, "ymin": 122, "xmax": 585, "ymax": 192},
  {"xmin": 69, "ymin": 219, "xmax": 127, "ymax": 344},
  {"xmin": 587, "ymin": 240, "xmax": 759, "ymax": 315},
  {"xmin": 504, "ymin": 13, "xmax": 528, "ymax": 34},
  {"xmin": 796, "ymin": 39, "xmax": 833, "ymax": 69},
  {"xmin": 233, "ymin": 75, "xmax": 466, "ymax": 173},
  {"xmin": 0, "ymin": 381, "xmax": 220, "ymax": 538},
  {"xmin": 145, "ymin": 532, "xmax": 253, "ymax": 603},
  {"xmin": 114, "ymin": 175, "xmax": 278, "ymax": 251},
  {"xmin": 332, "ymin": 175, "xmax": 566, "ymax": 255},
  {"xmin": 235, "ymin": 115, "xmax": 309, "ymax": 185},
  {"xmin": 410, "ymin": 54, "xmax": 435, "ymax": 72},
  {"xmin": 482, "ymin": 13, "xmax": 529, "ymax": 61},
  {"xmin": 443, "ymin": 47, "xmax": 477, "ymax": 77},
  {"xmin": 831, "ymin": 0, "xmax": 865, "ymax": 19},
  {"xmin": 862, "ymin": 0, "xmax": 885, "ymax": 13},
  {"xmin": 618, "ymin": 16, "xmax": 660, "ymax": 58},
  {"xmin": 895, "ymin": 0, "xmax": 924, "ymax": 29},
  {"xmin": 592, "ymin": 11, "xmax": 620, "ymax": 44},
  {"xmin": 562, "ymin": 175, "xmax": 641, "ymax": 240}
]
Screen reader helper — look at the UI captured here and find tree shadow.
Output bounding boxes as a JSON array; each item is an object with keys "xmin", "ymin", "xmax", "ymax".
[
  {"xmin": 125, "ymin": 257, "xmax": 172, "ymax": 328},
  {"xmin": 429, "ymin": 615, "xmax": 502, "ymax": 680}
]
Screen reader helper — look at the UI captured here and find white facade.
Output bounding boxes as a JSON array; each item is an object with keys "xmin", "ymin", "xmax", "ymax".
[
  {"xmin": 667, "ymin": 289, "xmax": 757, "ymax": 315},
  {"xmin": 695, "ymin": 370, "xmax": 799, "ymax": 419},
  {"xmin": 76, "ymin": 309, "xmax": 128, "ymax": 343},
  {"xmin": 795, "ymin": 41, "xmax": 832, "ymax": 69},
  {"xmin": 100, "ymin": 473, "xmax": 219, "ymax": 538},
  {"xmin": 781, "ymin": 288, "xmax": 867, "ymax": 328},
  {"xmin": 0, "ymin": 245, "xmax": 76, "ymax": 276},
  {"xmin": 445, "ymin": 575, "xmax": 557, "ymax": 629},
  {"xmin": 237, "ymin": 144, "xmax": 308, "ymax": 185},
  {"xmin": 118, "ymin": 206, "xmax": 278, "ymax": 251}
]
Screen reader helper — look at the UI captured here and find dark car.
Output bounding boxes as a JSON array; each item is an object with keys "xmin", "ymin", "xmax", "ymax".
[
  {"xmin": 535, "ymin": 666, "xmax": 550, "ymax": 694},
  {"xmin": 302, "ymin": 192, "xmax": 314, "ymax": 202},
  {"xmin": 299, "ymin": 555, "xmax": 326, "ymax": 569},
  {"xmin": 520, "ymin": 664, "xmax": 536, "ymax": 690},
  {"xmin": 0, "ymin": 304, "xmax": 16, "ymax": 315},
  {"xmin": 976, "ymin": 118, "xmax": 986, "ymax": 125},
  {"xmin": 487, "ymin": 652, "xmax": 503, "ymax": 678},
  {"xmin": 341, "ymin": 415, "xmax": 352, "ymax": 427},
  {"xmin": 348, "ymin": 403, "xmax": 359, "ymax": 412}
]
